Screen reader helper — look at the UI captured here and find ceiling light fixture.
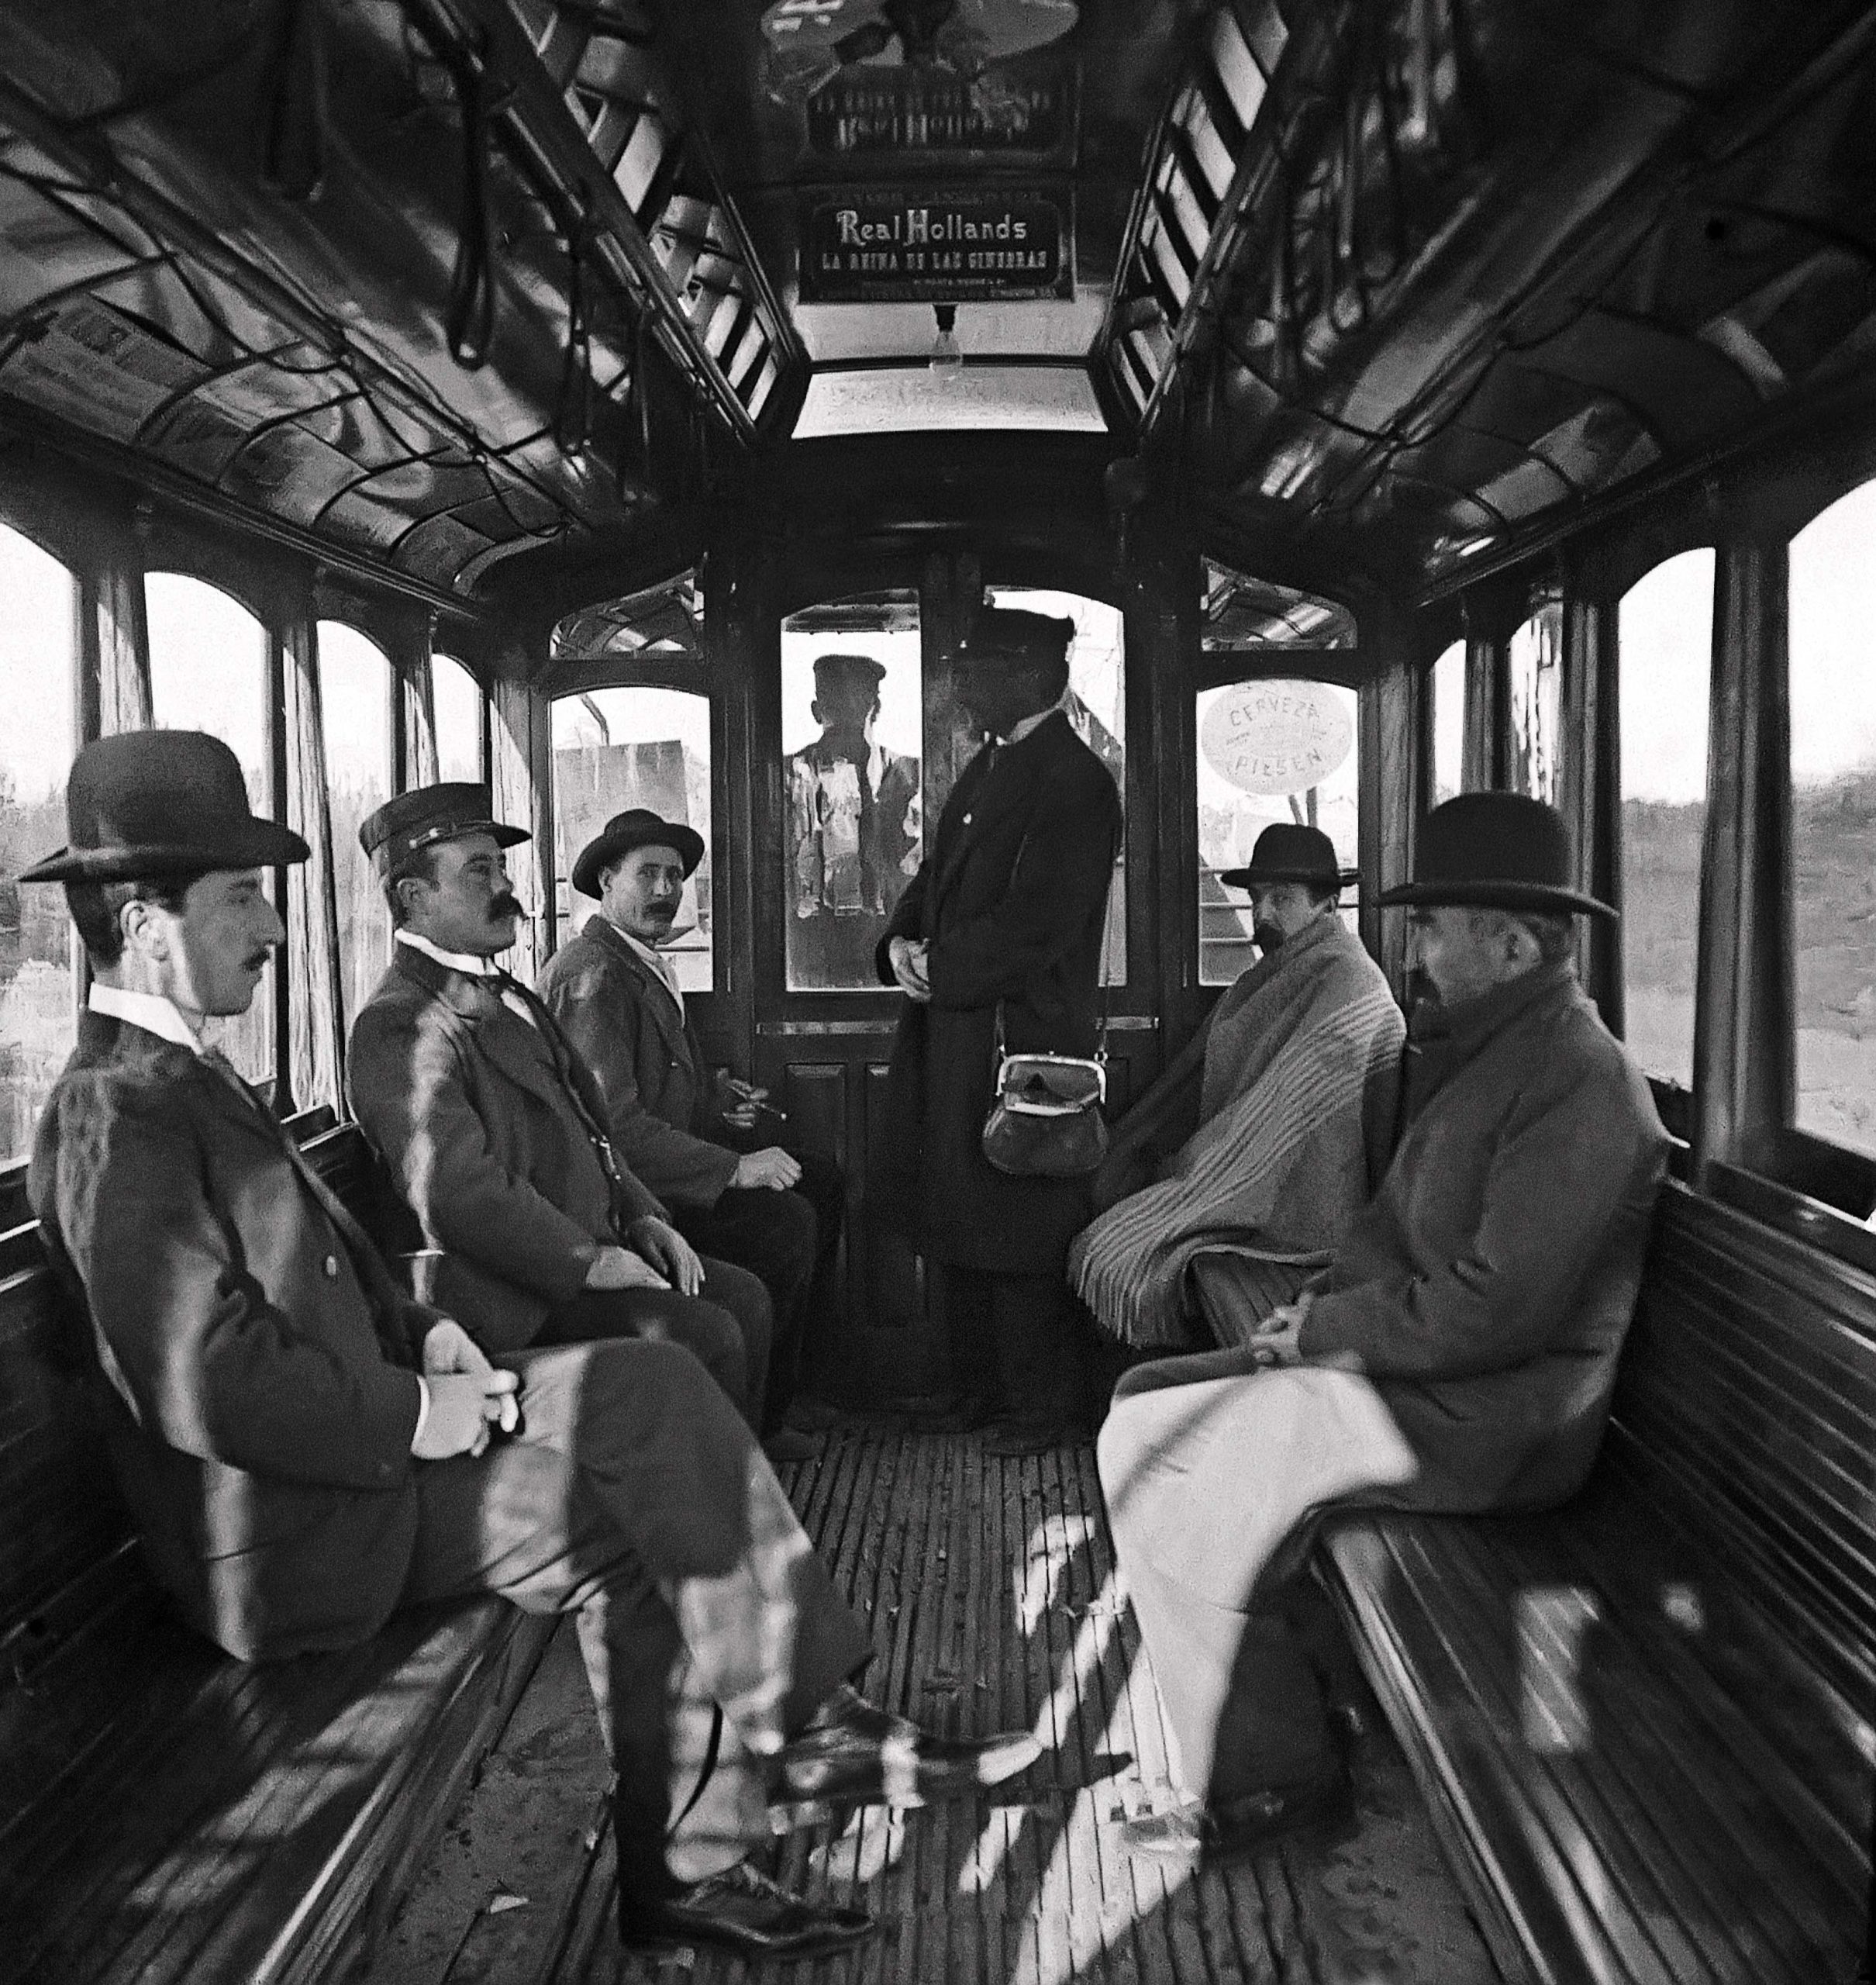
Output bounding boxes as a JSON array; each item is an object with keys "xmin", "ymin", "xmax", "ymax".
[{"xmin": 929, "ymin": 302, "xmax": 963, "ymax": 378}]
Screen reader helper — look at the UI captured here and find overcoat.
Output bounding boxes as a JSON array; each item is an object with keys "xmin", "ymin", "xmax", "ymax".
[
  {"xmin": 347, "ymin": 944, "xmax": 664, "ymax": 1355},
  {"xmin": 874, "ymin": 709, "xmax": 1122, "ymax": 1274},
  {"xmin": 29, "ymin": 1013, "xmax": 429, "ymax": 1660},
  {"xmin": 537, "ymin": 914, "xmax": 740, "ymax": 1210},
  {"xmin": 1300, "ymin": 961, "xmax": 1668, "ymax": 1512}
]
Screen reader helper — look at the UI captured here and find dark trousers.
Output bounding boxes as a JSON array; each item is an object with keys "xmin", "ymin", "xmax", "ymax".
[
  {"xmin": 536, "ymin": 1256, "xmax": 773, "ymax": 1430},
  {"xmin": 671, "ymin": 1151, "xmax": 843, "ymax": 1429},
  {"xmin": 405, "ymin": 1338, "xmax": 872, "ymax": 1914},
  {"xmin": 943, "ymin": 1265, "xmax": 1090, "ymax": 1428}
]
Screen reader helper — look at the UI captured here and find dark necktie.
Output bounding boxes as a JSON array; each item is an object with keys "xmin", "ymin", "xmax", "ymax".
[{"xmin": 491, "ymin": 972, "xmax": 633, "ymax": 1218}]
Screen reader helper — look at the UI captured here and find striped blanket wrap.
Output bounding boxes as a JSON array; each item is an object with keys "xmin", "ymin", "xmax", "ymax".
[{"xmin": 1069, "ymin": 920, "xmax": 1403, "ymax": 1348}]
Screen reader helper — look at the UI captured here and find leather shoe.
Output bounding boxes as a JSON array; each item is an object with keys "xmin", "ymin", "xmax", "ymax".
[
  {"xmin": 623, "ymin": 1861, "xmax": 873, "ymax": 1959},
  {"xmin": 982, "ymin": 1415, "xmax": 1082, "ymax": 1457},
  {"xmin": 1121, "ymin": 1766, "xmax": 1352, "ymax": 1865},
  {"xmin": 761, "ymin": 1427, "xmax": 821, "ymax": 1464},
  {"xmin": 778, "ymin": 1683, "xmax": 1042, "ymax": 1806}
]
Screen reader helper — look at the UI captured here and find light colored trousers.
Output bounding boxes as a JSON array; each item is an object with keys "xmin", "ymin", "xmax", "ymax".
[{"xmin": 1098, "ymin": 1348, "xmax": 1417, "ymax": 1800}]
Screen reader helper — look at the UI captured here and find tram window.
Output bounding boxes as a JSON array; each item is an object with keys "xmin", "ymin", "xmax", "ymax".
[
  {"xmin": 553, "ymin": 687, "xmax": 714, "ymax": 991},
  {"xmin": 147, "ymin": 572, "xmax": 274, "ymax": 1086},
  {"xmin": 318, "ymin": 622, "xmax": 395, "ymax": 1030},
  {"xmin": 781, "ymin": 596, "xmax": 922, "ymax": 991},
  {"xmin": 987, "ymin": 586, "xmax": 1127, "ymax": 986},
  {"xmin": 1789, "ymin": 482, "xmax": 1876, "ymax": 1158},
  {"xmin": 1429, "ymin": 639, "xmax": 1464, "ymax": 803},
  {"xmin": 1196, "ymin": 677, "xmax": 1360, "ymax": 986},
  {"xmin": 1508, "ymin": 600, "xmax": 1562, "ymax": 803},
  {"xmin": 0, "ymin": 525, "xmax": 77, "ymax": 1165},
  {"xmin": 1619, "ymin": 550, "xmax": 1712, "ymax": 1093},
  {"xmin": 433, "ymin": 652, "xmax": 485, "ymax": 783}
]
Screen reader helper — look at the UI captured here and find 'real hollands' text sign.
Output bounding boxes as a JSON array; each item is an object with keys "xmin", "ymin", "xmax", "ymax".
[
  {"xmin": 798, "ymin": 187, "xmax": 1072, "ymax": 303},
  {"xmin": 1201, "ymin": 679, "xmax": 1354, "ymax": 797}
]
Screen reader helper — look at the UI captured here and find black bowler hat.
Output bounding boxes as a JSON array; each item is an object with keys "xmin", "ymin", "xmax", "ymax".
[
  {"xmin": 358, "ymin": 782, "xmax": 528, "ymax": 882},
  {"xmin": 571, "ymin": 808, "xmax": 705, "ymax": 899},
  {"xmin": 21, "ymin": 730, "xmax": 309, "ymax": 883},
  {"xmin": 961, "ymin": 606, "xmax": 1074, "ymax": 666},
  {"xmin": 812, "ymin": 652, "xmax": 886, "ymax": 692},
  {"xmin": 1221, "ymin": 823, "xmax": 1357, "ymax": 893},
  {"xmin": 1377, "ymin": 792, "xmax": 1615, "ymax": 919}
]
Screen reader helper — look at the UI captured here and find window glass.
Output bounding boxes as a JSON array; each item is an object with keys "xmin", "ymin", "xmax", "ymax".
[
  {"xmin": 0, "ymin": 526, "xmax": 76, "ymax": 1164},
  {"xmin": 781, "ymin": 595, "xmax": 922, "ymax": 990},
  {"xmin": 1508, "ymin": 600, "xmax": 1562, "ymax": 803},
  {"xmin": 1196, "ymin": 678, "xmax": 1360, "ymax": 986},
  {"xmin": 1790, "ymin": 482, "xmax": 1876, "ymax": 1155},
  {"xmin": 1619, "ymin": 550, "xmax": 1712, "ymax": 1092},
  {"xmin": 433, "ymin": 652, "xmax": 485, "ymax": 783},
  {"xmin": 553, "ymin": 688, "xmax": 714, "ymax": 992},
  {"xmin": 1429, "ymin": 639, "xmax": 1464, "ymax": 804},
  {"xmin": 147, "ymin": 572, "xmax": 274, "ymax": 1086},
  {"xmin": 987, "ymin": 586, "xmax": 1126, "ymax": 985},
  {"xmin": 317, "ymin": 622, "xmax": 393, "ymax": 1030}
]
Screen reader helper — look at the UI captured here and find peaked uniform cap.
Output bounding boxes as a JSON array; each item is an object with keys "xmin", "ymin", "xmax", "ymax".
[
  {"xmin": 359, "ymin": 782, "xmax": 528, "ymax": 881},
  {"xmin": 571, "ymin": 808, "xmax": 705, "ymax": 898},
  {"xmin": 1377, "ymin": 792, "xmax": 1615, "ymax": 919},
  {"xmin": 962, "ymin": 606, "xmax": 1075, "ymax": 665},
  {"xmin": 1221, "ymin": 823, "xmax": 1357, "ymax": 892},
  {"xmin": 21, "ymin": 730, "xmax": 309, "ymax": 883},
  {"xmin": 811, "ymin": 651, "xmax": 887, "ymax": 690}
]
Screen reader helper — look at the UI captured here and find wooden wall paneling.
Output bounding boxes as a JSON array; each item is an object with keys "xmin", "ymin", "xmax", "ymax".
[
  {"xmin": 281, "ymin": 590, "xmax": 347, "ymax": 1114},
  {"xmin": 1133, "ymin": 540, "xmax": 1198, "ymax": 1059},
  {"xmin": 861, "ymin": 1054, "xmax": 936, "ymax": 1394},
  {"xmin": 78, "ymin": 508, "xmax": 150, "ymax": 742},
  {"xmin": 1693, "ymin": 541, "xmax": 1793, "ymax": 1177},
  {"xmin": 1461, "ymin": 620, "xmax": 1509, "ymax": 792},
  {"xmin": 706, "ymin": 532, "xmax": 764, "ymax": 1065},
  {"xmin": 1359, "ymin": 613, "xmax": 1419, "ymax": 1000}
]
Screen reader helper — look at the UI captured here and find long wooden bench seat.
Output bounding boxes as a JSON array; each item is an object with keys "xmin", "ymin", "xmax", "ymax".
[
  {"xmin": 0, "ymin": 1118, "xmax": 553, "ymax": 1985},
  {"xmin": 1320, "ymin": 1177, "xmax": 1876, "ymax": 1985}
]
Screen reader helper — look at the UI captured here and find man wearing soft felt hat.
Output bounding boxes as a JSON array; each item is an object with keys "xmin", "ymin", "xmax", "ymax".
[
  {"xmin": 1098, "ymin": 792, "xmax": 1667, "ymax": 1866},
  {"xmin": 343, "ymin": 782, "xmax": 776, "ymax": 1433},
  {"xmin": 1070, "ymin": 822, "xmax": 1403, "ymax": 1353},
  {"xmin": 25, "ymin": 730, "xmax": 1041, "ymax": 1960},
  {"xmin": 539, "ymin": 807, "xmax": 845, "ymax": 1452}
]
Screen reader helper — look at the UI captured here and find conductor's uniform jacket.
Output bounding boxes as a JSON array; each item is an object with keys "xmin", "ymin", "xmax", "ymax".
[{"xmin": 347, "ymin": 940, "xmax": 664, "ymax": 1357}]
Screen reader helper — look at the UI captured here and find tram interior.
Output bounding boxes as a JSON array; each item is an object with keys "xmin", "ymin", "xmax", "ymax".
[{"xmin": 4, "ymin": 2, "xmax": 1876, "ymax": 1981}]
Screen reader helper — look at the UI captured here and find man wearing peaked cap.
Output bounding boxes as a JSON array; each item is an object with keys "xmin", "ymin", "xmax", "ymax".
[
  {"xmin": 343, "ymin": 781, "xmax": 779, "ymax": 1436},
  {"xmin": 874, "ymin": 602, "xmax": 1122, "ymax": 1452},
  {"xmin": 785, "ymin": 650, "xmax": 922, "ymax": 989},
  {"xmin": 26, "ymin": 732, "xmax": 1042, "ymax": 1961},
  {"xmin": 1070, "ymin": 822, "xmax": 1402, "ymax": 1354},
  {"xmin": 540, "ymin": 808, "xmax": 846, "ymax": 1454},
  {"xmin": 1099, "ymin": 793, "xmax": 1667, "ymax": 1865}
]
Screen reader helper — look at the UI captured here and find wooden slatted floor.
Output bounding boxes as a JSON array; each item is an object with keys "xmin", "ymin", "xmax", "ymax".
[{"xmin": 377, "ymin": 1428, "xmax": 1499, "ymax": 1985}]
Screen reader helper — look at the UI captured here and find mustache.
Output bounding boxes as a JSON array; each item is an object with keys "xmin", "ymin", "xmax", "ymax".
[
  {"xmin": 243, "ymin": 949, "xmax": 271, "ymax": 972},
  {"xmin": 488, "ymin": 896, "xmax": 525, "ymax": 920},
  {"xmin": 646, "ymin": 902, "xmax": 677, "ymax": 918}
]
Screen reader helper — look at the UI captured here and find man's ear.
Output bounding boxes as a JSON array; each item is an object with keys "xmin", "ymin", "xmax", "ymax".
[{"xmin": 119, "ymin": 896, "xmax": 165, "ymax": 961}]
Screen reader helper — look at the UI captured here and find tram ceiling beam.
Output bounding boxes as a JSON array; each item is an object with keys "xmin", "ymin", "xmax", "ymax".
[
  {"xmin": 0, "ymin": 392, "xmax": 482, "ymax": 624},
  {"xmin": 410, "ymin": 0, "xmax": 798, "ymax": 451}
]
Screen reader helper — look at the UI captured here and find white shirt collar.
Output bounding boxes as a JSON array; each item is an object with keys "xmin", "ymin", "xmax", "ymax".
[
  {"xmin": 88, "ymin": 981, "xmax": 209, "ymax": 1055},
  {"xmin": 397, "ymin": 928, "xmax": 500, "ymax": 978},
  {"xmin": 1005, "ymin": 689, "xmax": 1073, "ymax": 747},
  {"xmin": 616, "ymin": 924, "xmax": 684, "ymax": 1013}
]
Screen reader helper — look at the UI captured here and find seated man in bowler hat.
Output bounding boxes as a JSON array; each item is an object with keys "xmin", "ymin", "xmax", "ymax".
[
  {"xmin": 539, "ymin": 809, "xmax": 846, "ymax": 1455},
  {"xmin": 25, "ymin": 730, "xmax": 1041, "ymax": 1961},
  {"xmin": 1069, "ymin": 823, "xmax": 1403, "ymax": 1353},
  {"xmin": 344, "ymin": 783, "xmax": 777, "ymax": 1434},
  {"xmin": 1098, "ymin": 794, "xmax": 1667, "ymax": 1864}
]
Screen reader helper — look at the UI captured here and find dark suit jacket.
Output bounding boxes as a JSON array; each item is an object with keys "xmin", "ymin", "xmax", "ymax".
[
  {"xmin": 1302, "ymin": 962, "xmax": 1667, "ymax": 1513},
  {"xmin": 29, "ymin": 1013, "xmax": 427, "ymax": 1661},
  {"xmin": 875, "ymin": 709, "xmax": 1122, "ymax": 1273},
  {"xmin": 536, "ymin": 916, "xmax": 740, "ymax": 1211},
  {"xmin": 347, "ymin": 944, "xmax": 664, "ymax": 1355}
]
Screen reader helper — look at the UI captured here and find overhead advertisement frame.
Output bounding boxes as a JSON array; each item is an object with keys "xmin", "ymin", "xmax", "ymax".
[{"xmin": 797, "ymin": 183, "xmax": 1075, "ymax": 305}]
